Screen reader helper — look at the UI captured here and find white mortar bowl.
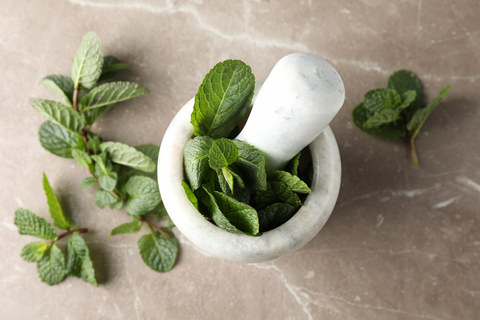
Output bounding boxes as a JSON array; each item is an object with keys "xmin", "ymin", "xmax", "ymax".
[{"xmin": 158, "ymin": 87, "xmax": 341, "ymax": 263}]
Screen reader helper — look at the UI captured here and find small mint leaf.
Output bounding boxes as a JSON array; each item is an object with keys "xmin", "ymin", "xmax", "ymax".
[
  {"xmin": 71, "ymin": 31, "xmax": 103, "ymax": 89},
  {"xmin": 363, "ymin": 109, "xmax": 403, "ymax": 129},
  {"xmin": 363, "ymin": 89, "xmax": 401, "ymax": 113},
  {"xmin": 183, "ymin": 136, "xmax": 214, "ymax": 190},
  {"xmin": 94, "ymin": 189, "xmax": 118, "ymax": 209},
  {"xmin": 286, "ymin": 152, "xmax": 301, "ymax": 176},
  {"xmin": 39, "ymin": 75, "xmax": 74, "ymax": 106},
  {"xmin": 138, "ymin": 228, "xmax": 178, "ymax": 272},
  {"xmin": 270, "ymin": 181, "xmax": 302, "ymax": 209},
  {"xmin": 212, "ymin": 191, "xmax": 259, "ymax": 236},
  {"xmin": 37, "ymin": 244, "xmax": 66, "ymax": 285},
  {"xmin": 21, "ymin": 242, "xmax": 49, "ymax": 262},
  {"xmin": 109, "ymin": 219, "xmax": 142, "ymax": 238},
  {"xmin": 98, "ymin": 56, "xmax": 129, "ymax": 82},
  {"xmin": 43, "ymin": 173, "xmax": 74, "ymax": 230},
  {"xmin": 125, "ymin": 144, "xmax": 160, "ymax": 180},
  {"xmin": 80, "ymin": 177, "xmax": 96, "ymax": 189},
  {"xmin": 397, "ymin": 90, "xmax": 417, "ymax": 111},
  {"xmin": 125, "ymin": 176, "xmax": 161, "ymax": 216},
  {"xmin": 255, "ymin": 184, "xmax": 277, "ymax": 211},
  {"xmin": 38, "ymin": 121, "xmax": 78, "ymax": 159},
  {"xmin": 14, "ymin": 208, "xmax": 57, "ymax": 240}
]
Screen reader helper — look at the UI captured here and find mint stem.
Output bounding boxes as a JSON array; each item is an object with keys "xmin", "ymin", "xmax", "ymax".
[
  {"xmin": 408, "ymin": 134, "xmax": 419, "ymax": 166},
  {"xmin": 140, "ymin": 216, "xmax": 170, "ymax": 238},
  {"xmin": 49, "ymin": 228, "xmax": 89, "ymax": 244}
]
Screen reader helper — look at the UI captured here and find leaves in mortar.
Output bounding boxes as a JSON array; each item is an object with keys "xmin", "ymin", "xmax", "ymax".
[
  {"xmin": 352, "ymin": 103, "xmax": 406, "ymax": 139},
  {"xmin": 183, "ymin": 136, "xmax": 214, "ymax": 190},
  {"xmin": 30, "ymin": 98, "xmax": 85, "ymax": 134},
  {"xmin": 79, "ymin": 81, "xmax": 149, "ymax": 112},
  {"xmin": 212, "ymin": 191, "xmax": 259, "ymax": 236},
  {"xmin": 94, "ymin": 189, "xmax": 119, "ymax": 209},
  {"xmin": 258, "ymin": 203, "xmax": 296, "ymax": 232},
  {"xmin": 267, "ymin": 171, "xmax": 311, "ymax": 194},
  {"xmin": 39, "ymin": 75, "xmax": 74, "ymax": 106},
  {"xmin": 407, "ymin": 86, "xmax": 451, "ymax": 140},
  {"xmin": 14, "ymin": 208, "xmax": 57, "ymax": 240},
  {"xmin": 98, "ymin": 55, "xmax": 130, "ymax": 82},
  {"xmin": 388, "ymin": 70, "xmax": 423, "ymax": 112},
  {"xmin": 100, "ymin": 142, "xmax": 155, "ymax": 173},
  {"xmin": 125, "ymin": 176, "xmax": 162, "ymax": 216},
  {"xmin": 138, "ymin": 227, "xmax": 178, "ymax": 273},
  {"xmin": 191, "ymin": 60, "xmax": 255, "ymax": 138},
  {"xmin": 80, "ymin": 177, "xmax": 96, "ymax": 189},
  {"xmin": 109, "ymin": 219, "xmax": 142, "ymax": 238},
  {"xmin": 255, "ymin": 183, "xmax": 278, "ymax": 211},
  {"xmin": 43, "ymin": 173, "xmax": 74, "ymax": 230},
  {"xmin": 269, "ymin": 181, "xmax": 302, "ymax": 209},
  {"xmin": 125, "ymin": 144, "xmax": 160, "ymax": 180},
  {"xmin": 37, "ymin": 244, "xmax": 66, "ymax": 285},
  {"xmin": 208, "ymin": 138, "xmax": 238, "ymax": 170},
  {"xmin": 21, "ymin": 242, "xmax": 49, "ymax": 262},
  {"xmin": 71, "ymin": 31, "xmax": 103, "ymax": 89},
  {"xmin": 182, "ymin": 181, "xmax": 200, "ymax": 211},
  {"xmin": 65, "ymin": 232, "xmax": 97, "ymax": 286},
  {"xmin": 286, "ymin": 152, "xmax": 301, "ymax": 176},
  {"xmin": 38, "ymin": 121, "xmax": 78, "ymax": 158},
  {"xmin": 72, "ymin": 149, "xmax": 92, "ymax": 168},
  {"xmin": 232, "ymin": 140, "xmax": 267, "ymax": 191}
]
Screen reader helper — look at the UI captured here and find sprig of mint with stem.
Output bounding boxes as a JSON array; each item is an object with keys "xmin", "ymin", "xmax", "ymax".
[
  {"xmin": 18, "ymin": 31, "xmax": 178, "ymax": 285},
  {"xmin": 352, "ymin": 70, "xmax": 451, "ymax": 165},
  {"xmin": 182, "ymin": 60, "xmax": 312, "ymax": 236}
]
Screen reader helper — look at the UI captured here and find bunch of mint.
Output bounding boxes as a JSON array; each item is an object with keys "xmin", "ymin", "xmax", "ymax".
[
  {"xmin": 20, "ymin": 31, "xmax": 178, "ymax": 284},
  {"xmin": 182, "ymin": 60, "xmax": 312, "ymax": 236},
  {"xmin": 14, "ymin": 174, "xmax": 96, "ymax": 286},
  {"xmin": 352, "ymin": 70, "xmax": 451, "ymax": 165}
]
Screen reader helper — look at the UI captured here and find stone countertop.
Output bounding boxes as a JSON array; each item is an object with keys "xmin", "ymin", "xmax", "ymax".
[{"xmin": 1, "ymin": 0, "xmax": 478, "ymax": 319}]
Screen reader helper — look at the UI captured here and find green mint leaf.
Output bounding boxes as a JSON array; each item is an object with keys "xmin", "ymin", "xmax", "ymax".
[
  {"xmin": 80, "ymin": 177, "xmax": 96, "ymax": 189},
  {"xmin": 110, "ymin": 198, "xmax": 124, "ymax": 210},
  {"xmin": 94, "ymin": 189, "xmax": 119, "ymax": 209},
  {"xmin": 109, "ymin": 219, "xmax": 142, "ymax": 238},
  {"xmin": 39, "ymin": 75, "xmax": 74, "ymax": 106},
  {"xmin": 255, "ymin": 184, "xmax": 278, "ymax": 211},
  {"xmin": 232, "ymin": 140, "xmax": 267, "ymax": 190},
  {"xmin": 267, "ymin": 171, "xmax": 311, "ymax": 194},
  {"xmin": 98, "ymin": 56, "xmax": 130, "ymax": 82},
  {"xmin": 191, "ymin": 60, "xmax": 255, "ymax": 138},
  {"xmin": 43, "ymin": 173, "xmax": 74, "ymax": 230},
  {"xmin": 181, "ymin": 181, "xmax": 200, "ymax": 211},
  {"xmin": 71, "ymin": 31, "xmax": 103, "ymax": 89},
  {"xmin": 258, "ymin": 203, "xmax": 296, "ymax": 232},
  {"xmin": 208, "ymin": 138, "xmax": 238, "ymax": 170},
  {"xmin": 352, "ymin": 103, "xmax": 406, "ymax": 139},
  {"xmin": 100, "ymin": 141, "xmax": 155, "ymax": 173},
  {"xmin": 72, "ymin": 149, "xmax": 92, "ymax": 168},
  {"xmin": 21, "ymin": 242, "xmax": 49, "ymax": 262},
  {"xmin": 138, "ymin": 228, "xmax": 178, "ymax": 273},
  {"xmin": 397, "ymin": 90, "xmax": 417, "ymax": 111},
  {"xmin": 363, "ymin": 89, "xmax": 401, "ymax": 113},
  {"xmin": 125, "ymin": 144, "xmax": 160, "ymax": 180},
  {"xmin": 212, "ymin": 191, "xmax": 259, "ymax": 236},
  {"xmin": 38, "ymin": 121, "xmax": 78, "ymax": 158},
  {"xmin": 30, "ymin": 99, "xmax": 85, "ymax": 135},
  {"xmin": 79, "ymin": 81, "xmax": 149, "ymax": 112},
  {"xmin": 14, "ymin": 208, "xmax": 57, "ymax": 240},
  {"xmin": 91, "ymin": 153, "xmax": 108, "ymax": 172},
  {"xmin": 286, "ymin": 152, "xmax": 301, "ymax": 176},
  {"xmin": 183, "ymin": 136, "xmax": 214, "ymax": 190},
  {"xmin": 363, "ymin": 109, "xmax": 403, "ymax": 129},
  {"xmin": 125, "ymin": 176, "xmax": 161, "ymax": 216},
  {"xmin": 37, "ymin": 244, "xmax": 66, "ymax": 285},
  {"xmin": 270, "ymin": 181, "xmax": 302, "ymax": 209},
  {"xmin": 388, "ymin": 69, "xmax": 423, "ymax": 112},
  {"xmin": 82, "ymin": 104, "xmax": 114, "ymax": 126},
  {"xmin": 87, "ymin": 134, "xmax": 102, "ymax": 154},
  {"xmin": 407, "ymin": 86, "xmax": 451, "ymax": 140},
  {"xmin": 97, "ymin": 170, "xmax": 118, "ymax": 192},
  {"xmin": 65, "ymin": 233, "xmax": 97, "ymax": 286}
]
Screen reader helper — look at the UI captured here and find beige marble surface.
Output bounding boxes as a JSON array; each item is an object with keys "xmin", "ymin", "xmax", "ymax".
[{"xmin": 1, "ymin": 0, "xmax": 479, "ymax": 319}]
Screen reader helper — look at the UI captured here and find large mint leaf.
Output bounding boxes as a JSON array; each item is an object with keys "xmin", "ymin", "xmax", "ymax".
[
  {"xmin": 352, "ymin": 103, "xmax": 405, "ymax": 139},
  {"xmin": 363, "ymin": 89, "xmax": 401, "ymax": 113},
  {"xmin": 37, "ymin": 244, "xmax": 66, "ymax": 285},
  {"xmin": 30, "ymin": 99, "xmax": 85, "ymax": 134},
  {"xmin": 208, "ymin": 138, "xmax": 238, "ymax": 170},
  {"xmin": 212, "ymin": 191, "xmax": 259, "ymax": 236},
  {"xmin": 233, "ymin": 140, "xmax": 267, "ymax": 191},
  {"xmin": 138, "ymin": 228, "xmax": 178, "ymax": 272},
  {"xmin": 98, "ymin": 56, "xmax": 130, "ymax": 82},
  {"xmin": 39, "ymin": 75, "xmax": 74, "ymax": 106},
  {"xmin": 21, "ymin": 242, "xmax": 49, "ymax": 262},
  {"xmin": 267, "ymin": 171, "xmax": 311, "ymax": 194},
  {"xmin": 125, "ymin": 144, "xmax": 160, "ymax": 180},
  {"xmin": 71, "ymin": 31, "xmax": 103, "ymax": 89},
  {"xmin": 363, "ymin": 109, "xmax": 403, "ymax": 129},
  {"xmin": 38, "ymin": 121, "xmax": 78, "ymax": 158},
  {"xmin": 270, "ymin": 181, "xmax": 302, "ymax": 209},
  {"xmin": 79, "ymin": 81, "xmax": 149, "ymax": 111},
  {"xmin": 100, "ymin": 142, "xmax": 155, "ymax": 173},
  {"xmin": 109, "ymin": 219, "xmax": 142, "ymax": 238},
  {"xmin": 125, "ymin": 176, "xmax": 161, "ymax": 216},
  {"xmin": 258, "ymin": 203, "xmax": 296, "ymax": 232},
  {"xmin": 14, "ymin": 208, "xmax": 57, "ymax": 240},
  {"xmin": 184, "ymin": 136, "xmax": 214, "ymax": 190},
  {"xmin": 65, "ymin": 233, "xmax": 97, "ymax": 286},
  {"xmin": 191, "ymin": 60, "xmax": 255, "ymax": 138},
  {"xmin": 407, "ymin": 86, "xmax": 451, "ymax": 140},
  {"xmin": 388, "ymin": 70, "xmax": 423, "ymax": 112},
  {"xmin": 43, "ymin": 173, "xmax": 74, "ymax": 230},
  {"xmin": 94, "ymin": 189, "xmax": 119, "ymax": 209}
]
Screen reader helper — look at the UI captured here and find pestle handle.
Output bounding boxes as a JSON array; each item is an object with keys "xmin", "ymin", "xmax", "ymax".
[{"xmin": 236, "ymin": 53, "xmax": 345, "ymax": 171}]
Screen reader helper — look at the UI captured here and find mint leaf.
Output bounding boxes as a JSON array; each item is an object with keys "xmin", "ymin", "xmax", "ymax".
[
  {"xmin": 363, "ymin": 109, "xmax": 403, "ymax": 128},
  {"xmin": 21, "ymin": 242, "xmax": 49, "ymax": 262},
  {"xmin": 38, "ymin": 121, "xmax": 78, "ymax": 158},
  {"xmin": 258, "ymin": 203, "xmax": 296, "ymax": 232},
  {"xmin": 397, "ymin": 90, "xmax": 417, "ymax": 111},
  {"xmin": 39, "ymin": 75, "xmax": 74, "ymax": 106},
  {"xmin": 109, "ymin": 198, "xmax": 124, "ymax": 210},
  {"xmin": 82, "ymin": 104, "xmax": 115, "ymax": 126},
  {"xmin": 80, "ymin": 177, "xmax": 96, "ymax": 189},
  {"xmin": 65, "ymin": 232, "xmax": 97, "ymax": 286},
  {"xmin": 98, "ymin": 56, "xmax": 130, "ymax": 82},
  {"xmin": 125, "ymin": 176, "xmax": 161, "ymax": 216},
  {"xmin": 94, "ymin": 189, "xmax": 118, "ymax": 209},
  {"xmin": 286, "ymin": 152, "xmax": 301, "ymax": 176},
  {"xmin": 14, "ymin": 208, "xmax": 57, "ymax": 240},
  {"xmin": 212, "ymin": 191, "xmax": 259, "ymax": 236},
  {"xmin": 221, "ymin": 167, "xmax": 235, "ymax": 193},
  {"xmin": 267, "ymin": 171, "xmax": 311, "ymax": 194},
  {"xmin": 93, "ymin": 157, "xmax": 117, "ymax": 192},
  {"xmin": 183, "ymin": 136, "xmax": 214, "ymax": 190},
  {"xmin": 71, "ymin": 31, "xmax": 103, "ymax": 89},
  {"xmin": 191, "ymin": 60, "xmax": 255, "ymax": 138},
  {"xmin": 43, "ymin": 173, "xmax": 74, "ymax": 230},
  {"xmin": 232, "ymin": 140, "xmax": 267, "ymax": 191},
  {"xmin": 352, "ymin": 103, "xmax": 406, "ymax": 139},
  {"xmin": 72, "ymin": 149, "xmax": 92, "ymax": 168},
  {"xmin": 363, "ymin": 89, "xmax": 401, "ymax": 113},
  {"xmin": 138, "ymin": 228, "xmax": 178, "ymax": 272},
  {"xmin": 388, "ymin": 70, "xmax": 422, "ymax": 112},
  {"xmin": 270, "ymin": 181, "xmax": 302, "ymax": 209},
  {"xmin": 109, "ymin": 219, "xmax": 142, "ymax": 238},
  {"xmin": 407, "ymin": 86, "xmax": 451, "ymax": 140},
  {"xmin": 30, "ymin": 99, "xmax": 85, "ymax": 134},
  {"xmin": 100, "ymin": 142, "xmax": 155, "ymax": 173},
  {"xmin": 182, "ymin": 181, "xmax": 200, "ymax": 211},
  {"xmin": 125, "ymin": 144, "xmax": 160, "ymax": 180},
  {"xmin": 79, "ymin": 81, "xmax": 149, "ymax": 111},
  {"xmin": 87, "ymin": 134, "xmax": 102, "ymax": 154},
  {"xmin": 37, "ymin": 244, "xmax": 66, "ymax": 285},
  {"xmin": 208, "ymin": 138, "xmax": 238, "ymax": 170}
]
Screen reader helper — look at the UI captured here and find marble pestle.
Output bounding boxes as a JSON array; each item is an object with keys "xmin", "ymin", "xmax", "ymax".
[{"xmin": 236, "ymin": 53, "xmax": 345, "ymax": 171}]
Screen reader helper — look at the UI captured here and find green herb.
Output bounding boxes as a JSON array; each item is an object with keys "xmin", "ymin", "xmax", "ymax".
[{"xmin": 352, "ymin": 69, "xmax": 451, "ymax": 165}]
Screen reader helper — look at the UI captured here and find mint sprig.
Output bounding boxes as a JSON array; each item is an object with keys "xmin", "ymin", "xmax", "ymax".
[{"xmin": 352, "ymin": 69, "xmax": 451, "ymax": 165}]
